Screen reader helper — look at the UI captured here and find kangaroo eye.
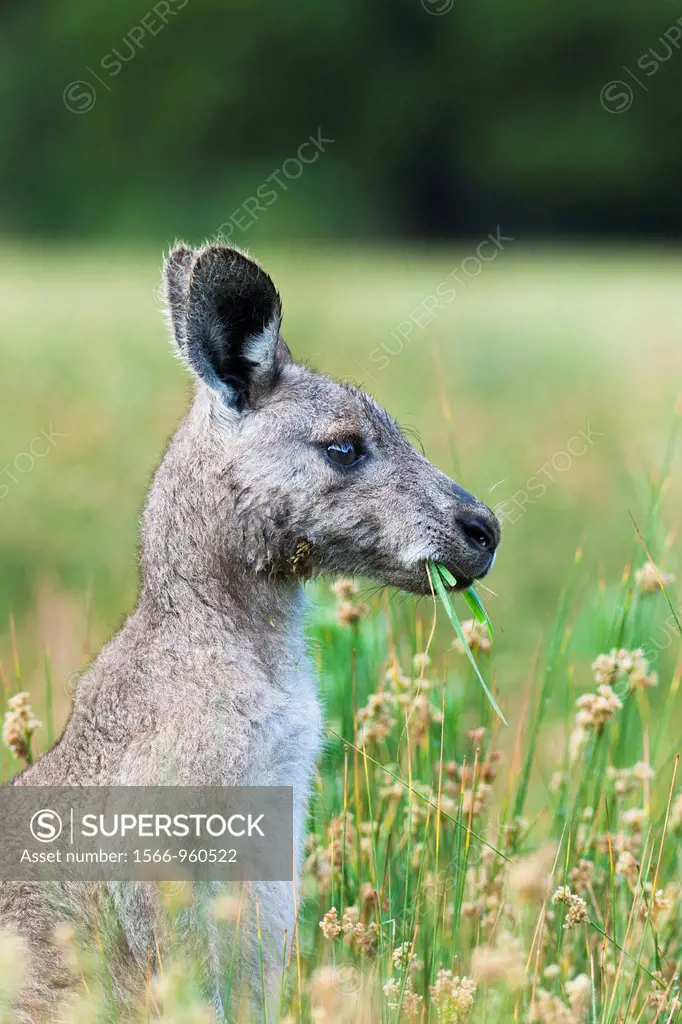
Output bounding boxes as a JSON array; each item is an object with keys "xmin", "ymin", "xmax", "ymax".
[{"xmin": 325, "ymin": 441, "xmax": 364, "ymax": 468}]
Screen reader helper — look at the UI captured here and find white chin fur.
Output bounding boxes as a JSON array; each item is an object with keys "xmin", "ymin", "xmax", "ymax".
[{"xmin": 403, "ymin": 542, "xmax": 434, "ymax": 566}]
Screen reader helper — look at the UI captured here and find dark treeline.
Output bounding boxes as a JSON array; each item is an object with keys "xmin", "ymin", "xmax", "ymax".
[{"xmin": 1, "ymin": 0, "xmax": 682, "ymax": 242}]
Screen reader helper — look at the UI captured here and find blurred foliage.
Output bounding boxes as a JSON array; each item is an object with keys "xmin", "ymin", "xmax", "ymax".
[{"xmin": 1, "ymin": 0, "xmax": 682, "ymax": 241}]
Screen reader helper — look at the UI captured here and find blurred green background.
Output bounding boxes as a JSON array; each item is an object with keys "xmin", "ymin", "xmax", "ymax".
[
  {"xmin": 0, "ymin": 0, "xmax": 680, "ymax": 734},
  {"xmin": 2, "ymin": 0, "xmax": 682, "ymax": 241}
]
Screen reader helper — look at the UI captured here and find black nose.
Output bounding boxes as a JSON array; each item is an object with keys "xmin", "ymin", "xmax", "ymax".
[{"xmin": 458, "ymin": 513, "xmax": 499, "ymax": 555}]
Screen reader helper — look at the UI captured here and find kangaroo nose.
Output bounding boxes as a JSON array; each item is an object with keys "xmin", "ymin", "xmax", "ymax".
[{"xmin": 458, "ymin": 511, "xmax": 500, "ymax": 556}]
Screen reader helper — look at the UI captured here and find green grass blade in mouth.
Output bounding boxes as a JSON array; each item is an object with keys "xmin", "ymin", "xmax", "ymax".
[
  {"xmin": 462, "ymin": 584, "xmax": 494, "ymax": 640},
  {"xmin": 428, "ymin": 561, "xmax": 506, "ymax": 725},
  {"xmin": 434, "ymin": 564, "xmax": 494, "ymax": 639},
  {"xmin": 436, "ymin": 564, "xmax": 457, "ymax": 587}
]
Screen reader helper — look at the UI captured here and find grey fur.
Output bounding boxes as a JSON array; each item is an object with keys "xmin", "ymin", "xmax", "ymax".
[{"xmin": 0, "ymin": 243, "xmax": 499, "ymax": 1021}]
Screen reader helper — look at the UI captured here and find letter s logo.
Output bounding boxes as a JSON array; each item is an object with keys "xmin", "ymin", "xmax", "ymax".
[{"xmin": 30, "ymin": 809, "xmax": 63, "ymax": 843}]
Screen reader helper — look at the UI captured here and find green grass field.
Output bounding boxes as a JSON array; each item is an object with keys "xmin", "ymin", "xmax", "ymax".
[{"xmin": 0, "ymin": 244, "xmax": 681, "ymax": 1021}]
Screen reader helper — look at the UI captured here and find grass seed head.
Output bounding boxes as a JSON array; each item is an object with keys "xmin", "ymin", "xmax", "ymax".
[
  {"xmin": 453, "ymin": 619, "xmax": 492, "ymax": 655},
  {"xmin": 2, "ymin": 691, "xmax": 41, "ymax": 762},
  {"xmin": 531, "ymin": 988, "xmax": 572, "ymax": 1023},
  {"xmin": 430, "ymin": 969, "xmax": 477, "ymax": 1020},
  {"xmin": 635, "ymin": 561, "xmax": 676, "ymax": 594},
  {"xmin": 551, "ymin": 887, "xmax": 588, "ymax": 929},
  {"xmin": 319, "ymin": 906, "xmax": 342, "ymax": 939},
  {"xmin": 471, "ymin": 941, "xmax": 526, "ymax": 989},
  {"xmin": 592, "ymin": 647, "xmax": 657, "ymax": 689},
  {"xmin": 509, "ymin": 842, "xmax": 557, "ymax": 903}
]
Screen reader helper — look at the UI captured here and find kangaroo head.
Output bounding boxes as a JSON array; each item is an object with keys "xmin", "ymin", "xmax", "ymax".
[{"xmin": 154, "ymin": 243, "xmax": 499, "ymax": 598}]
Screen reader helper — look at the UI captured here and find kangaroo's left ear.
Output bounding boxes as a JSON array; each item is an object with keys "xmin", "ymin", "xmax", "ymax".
[{"xmin": 163, "ymin": 242, "xmax": 291, "ymax": 409}]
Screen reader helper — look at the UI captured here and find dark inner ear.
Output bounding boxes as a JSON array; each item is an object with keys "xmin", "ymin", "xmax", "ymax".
[
  {"xmin": 185, "ymin": 246, "xmax": 283, "ymax": 408},
  {"xmin": 209, "ymin": 271, "xmax": 277, "ymax": 401}
]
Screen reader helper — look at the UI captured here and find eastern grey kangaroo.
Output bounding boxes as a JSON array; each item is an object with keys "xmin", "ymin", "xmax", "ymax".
[{"xmin": 0, "ymin": 243, "xmax": 500, "ymax": 1021}]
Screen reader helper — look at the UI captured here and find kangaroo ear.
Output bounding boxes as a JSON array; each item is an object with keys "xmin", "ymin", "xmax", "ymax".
[
  {"xmin": 163, "ymin": 244, "xmax": 195, "ymax": 352},
  {"xmin": 163, "ymin": 243, "xmax": 289, "ymax": 409}
]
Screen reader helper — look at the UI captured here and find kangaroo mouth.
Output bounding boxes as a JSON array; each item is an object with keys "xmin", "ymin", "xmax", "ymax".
[
  {"xmin": 437, "ymin": 570, "xmax": 474, "ymax": 593},
  {"xmin": 432, "ymin": 553, "xmax": 495, "ymax": 593},
  {"xmin": 450, "ymin": 575, "xmax": 474, "ymax": 591}
]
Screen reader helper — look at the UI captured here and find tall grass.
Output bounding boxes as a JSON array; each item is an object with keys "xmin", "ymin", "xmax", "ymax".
[
  {"xmin": 2, "ymin": 458, "xmax": 680, "ymax": 1021},
  {"xmin": 292, "ymin": 533, "xmax": 681, "ymax": 1022}
]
